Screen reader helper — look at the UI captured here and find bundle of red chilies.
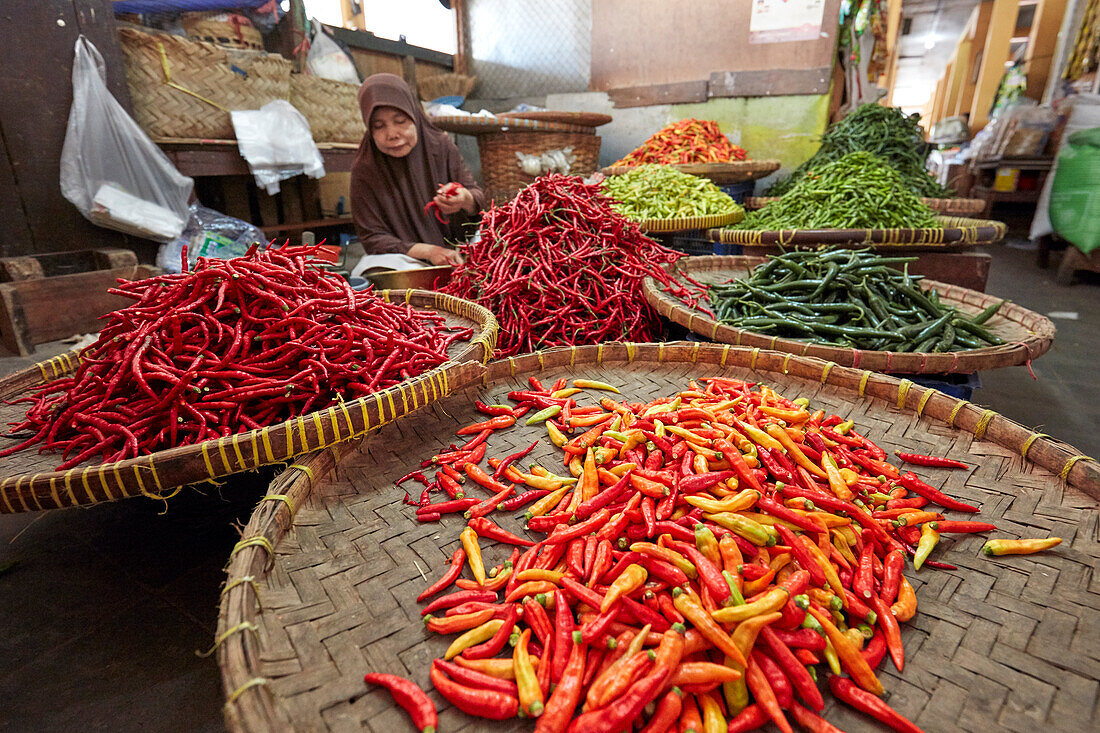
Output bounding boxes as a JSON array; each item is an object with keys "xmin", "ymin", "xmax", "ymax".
[
  {"xmin": 440, "ymin": 174, "xmax": 707, "ymax": 357},
  {"xmin": 381, "ymin": 375, "xmax": 1002, "ymax": 733},
  {"xmin": 0, "ymin": 245, "xmax": 470, "ymax": 469}
]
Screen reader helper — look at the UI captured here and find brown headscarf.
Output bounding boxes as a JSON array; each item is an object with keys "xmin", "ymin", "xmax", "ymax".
[{"xmin": 350, "ymin": 73, "xmax": 485, "ymax": 255}]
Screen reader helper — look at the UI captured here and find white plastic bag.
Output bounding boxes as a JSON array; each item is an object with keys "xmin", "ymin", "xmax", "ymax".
[
  {"xmin": 156, "ymin": 203, "xmax": 267, "ymax": 274},
  {"xmin": 60, "ymin": 36, "xmax": 193, "ymax": 241},
  {"xmin": 306, "ymin": 21, "xmax": 360, "ymax": 84},
  {"xmin": 231, "ymin": 100, "xmax": 325, "ymax": 194}
]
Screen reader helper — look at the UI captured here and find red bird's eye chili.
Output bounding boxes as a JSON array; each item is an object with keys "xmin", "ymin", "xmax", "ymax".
[
  {"xmin": 894, "ymin": 451, "xmax": 969, "ymax": 469},
  {"xmin": 417, "ymin": 549, "xmax": 465, "ymax": 602},
  {"xmin": 363, "ymin": 673, "xmax": 437, "ymax": 733}
]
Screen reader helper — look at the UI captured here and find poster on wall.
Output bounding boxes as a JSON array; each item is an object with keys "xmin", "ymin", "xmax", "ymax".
[{"xmin": 749, "ymin": 0, "xmax": 827, "ymax": 44}]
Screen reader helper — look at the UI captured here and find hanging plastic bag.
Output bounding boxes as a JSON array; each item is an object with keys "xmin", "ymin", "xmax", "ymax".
[
  {"xmin": 156, "ymin": 203, "xmax": 268, "ymax": 274},
  {"xmin": 59, "ymin": 36, "xmax": 193, "ymax": 241},
  {"xmin": 306, "ymin": 20, "xmax": 361, "ymax": 84},
  {"xmin": 1049, "ymin": 127, "xmax": 1100, "ymax": 254},
  {"xmin": 230, "ymin": 100, "xmax": 325, "ymax": 194}
]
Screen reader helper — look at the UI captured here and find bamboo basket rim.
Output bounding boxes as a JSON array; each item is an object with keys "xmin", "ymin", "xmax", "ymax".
[
  {"xmin": 216, "ymin": 341, "xmax": 1098, "ymax": 731},
  {"xmin": 430, "ymin": 115, "xmax": 598, "ymax": 136},
  {"xmin": 708, "ymin": 215, "xmax": 1007, "ymax": 248},
  {"xmin": 0, "ymin": 290, "xmax": 498, "ymax": 514},
  {"xmin": 641, "ymin": 255, "xmax": 1055, "ymax": 374},
  {"xmin": 630, "ymin": 208, "xmax": 745, "ymax": 233},
  {"xmin": 498, "ymin": 111, "xmax": 612, "ymax": 127},
  {"xmin": 601, "ymin": 160, "xmax": 781, "ymax": 183},
  {"xmin": 743, "ymin": 196, "xmax": 987, "ymax": 215}
]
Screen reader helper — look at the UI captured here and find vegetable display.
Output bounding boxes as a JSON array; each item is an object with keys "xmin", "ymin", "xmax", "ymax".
[
  {"xmin": 767, "ymin": 104, "xmax": 952, "ymax": 198},
  {"xmin": 613, "ymin": 118, "xmax": 749, "ymax": 166},
  {"xmin": 705, "ymin": 248, "xmax": 1007, "ymax": 352},
  {"xmin": 731, "ymin": 152, "xmax": 939, "ymax": 231},
  {"xmin": 396, "ymin": 375, "xmax": 1060, "ymax": 731},
  {"xmin": 600, "ymin": 164, "xmax": 744, "ymax": 221},
  {"xmin": 0, "ymin": 245, "xmax": 470, "ymax": 469},
  {"xmin": 440, "ymin": 174, "xmax": 699, "ymax": 357}
]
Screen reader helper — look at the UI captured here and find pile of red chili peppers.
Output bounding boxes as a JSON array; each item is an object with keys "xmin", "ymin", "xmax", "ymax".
[
  {"xmin": 0, "ymin": 245, "xmax": 470, "ymax": 469},
  {"xmin": 614, "ymin": 119, "xmax": 750, "ymax": 166},
  {"xmin": 440, "ymin": 174, "xmax": 703, "ymax": 357},
  {"xmin": 395, "ymin": 375, "xmax": 1011, "ymax": 732}
]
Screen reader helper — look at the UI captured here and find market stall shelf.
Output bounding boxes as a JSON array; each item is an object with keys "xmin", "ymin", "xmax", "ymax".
[
  {"xmin": 217, "ymin": 343, "xmax": 1097, "ymax": 732},
  {"xmin": 643, "ymin": 256, "xmax": 1054, "ymax": 374},
  {"xmin": 0, "ymin": 291, "xmax": 497, "ymax": 514},
  {"xmin": 709, "ymin": 216, "xmax": 1007, "ymax": 251},
  {"xmin": 744, "ymin": 196, "xmax": 987, "ymax": 217},
  {"xmin": 601, "ymin": 160, "xmax": 781, "ymax": 184}
]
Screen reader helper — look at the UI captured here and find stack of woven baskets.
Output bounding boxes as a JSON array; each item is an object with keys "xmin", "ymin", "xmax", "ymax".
[{"xmin": 118, "ymin": 25, "xmax": 365, "ymax": 144}]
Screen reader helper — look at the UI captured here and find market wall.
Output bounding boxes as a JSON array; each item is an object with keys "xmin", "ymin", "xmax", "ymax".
[
  {"xmin": 456, "ymin": 92, "xmax": 830, "ymax": 189},
  {"xmin": 461, "ymin": 0, "xmax": 838, "ymax": 189}
]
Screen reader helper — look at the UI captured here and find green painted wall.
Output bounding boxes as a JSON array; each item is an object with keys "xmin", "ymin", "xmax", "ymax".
[{"xmin": 673, "ymin": 95, "xmax": 831, "ymax": 178}]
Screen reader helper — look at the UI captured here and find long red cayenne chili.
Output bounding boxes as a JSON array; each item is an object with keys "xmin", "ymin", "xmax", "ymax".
[
  {"xmin": 440, "ymin": 173, "xmax": 704, "ymax": 357},
  {"xmin": 362, "ymin": 673, "xmax": 437, "ymax": 733},
  {"xmin": 894, "ymin": 451, "xmax": 969, "ymax": 469},
  {"xmin": 0, "ymin": 245, "xmax": 469, "ymax": 469},
  {"xmin": 417, "ymin": 549, "xmax": 466, "ymax": 602}
]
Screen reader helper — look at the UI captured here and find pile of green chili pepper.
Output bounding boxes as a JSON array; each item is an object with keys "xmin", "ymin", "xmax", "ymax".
[
  {"xmin": 768, "ymin": 104, "xmax": 953, "ymax": 198},
  {"xmin": 731, "ymin": 152, "xmax": 939, "ymax": 231},
  {"xmin": 706, "ymin": 249, "xmax": 1006, "ymax": 352},
  {"xmin": 601, "ymin": 164, "xmax": 743, "ymax": 221}
]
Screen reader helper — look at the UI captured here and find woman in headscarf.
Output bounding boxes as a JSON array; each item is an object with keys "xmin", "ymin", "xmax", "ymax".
[{"xmin": 350, "ymin": 73, "xmax": 484, "ymax": 266}]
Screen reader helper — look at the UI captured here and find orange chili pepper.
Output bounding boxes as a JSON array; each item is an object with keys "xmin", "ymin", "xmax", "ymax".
[
  {"xmin": 982, "ymin": 537, "xmax": 1062, "ymax": 555},
  {"xmin": 806, "ymin": 605, "xmax": 883, "ymax": 696},
  {"xmin": 891, "ymin": 576, "xmax": 917, "ymax": 622},
  {"xmin": 505, "ymin": 580, "xmax": 557, "ymax": 603},
  {"xmin": 459, "ymin": 526, "xmax": 485, "ymax": 584},
  {"xmin": 601, "ymin": 563, "xmax": 648, "ymax": 612},
  {"xmin": 672, "ymin": 587, "xmax": 747, "ymax": 667},
  {"xmin": 514, "ymin": 629, "xmax": 544, "ymax": 717},
  {"xmin": 425, "ymin": 607, "xmax": 496, "ymax": 634},
  {"xmin": 668, "ymin": 662, "xmax": 742, "ymax": 686}
]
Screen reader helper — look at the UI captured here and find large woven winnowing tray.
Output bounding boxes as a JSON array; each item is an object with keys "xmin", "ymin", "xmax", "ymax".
[{"xmin": 218, "ymin": 344, "xmax": 1098, "ymax": 732}]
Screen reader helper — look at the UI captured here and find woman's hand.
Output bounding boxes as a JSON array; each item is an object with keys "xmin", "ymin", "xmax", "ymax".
[
  {"xmin": 407, "ymin": 243, "xmax": 464, "ymax": 266},
  {"xmin": 434, "ymin": 183, "xmax": 476, "ymax": 215}
]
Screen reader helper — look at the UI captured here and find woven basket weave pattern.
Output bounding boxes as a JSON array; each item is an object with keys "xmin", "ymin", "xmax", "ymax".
[
  {"xmin": 119, "ymin": 27, "xmax": 291, "ymax": 140},
  {"xmin": 710, "ymin": 216, "xmax": 1008, "ymax": 247},
  {"xmin": 217, "ymin": 343, "xmax": 1097, "ymax": 731},
  {"xmin": 478, "ymin": 131, "xmax": 601, "ymax": 202},
  {"xmin": 289, "ymin": 75, "xmax": 365, "ymax": 144}
]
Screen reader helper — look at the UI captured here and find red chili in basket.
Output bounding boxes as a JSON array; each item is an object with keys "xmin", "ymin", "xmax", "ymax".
[
  {"xmin": 363, "ymin": 673, "xmax": 437, "ymax": 733},
  {"xmin": 894, "ymin": 451, "xmax": 969, "ymax": 469}
]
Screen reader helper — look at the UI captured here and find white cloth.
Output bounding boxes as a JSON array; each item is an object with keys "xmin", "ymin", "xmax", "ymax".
[{"xmin": 350, "ymin": 253, "xmax": 427, "ymax": 279}]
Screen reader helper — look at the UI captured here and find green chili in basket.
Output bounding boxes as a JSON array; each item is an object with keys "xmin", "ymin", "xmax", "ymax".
[
  {"xmin": 767, "ymin": 104, "xmax": 953, "ymax": 198},
  {"xmin": 601, "ymin": 164, "xmax": 743, "ymax": 221},
  {"xmin": 731, "ymin": 152, "xmax": 939, "ymax": 231},
  {"xmin": 705, "ymin": 248, "xmax": 1007, "ymax": 352}
]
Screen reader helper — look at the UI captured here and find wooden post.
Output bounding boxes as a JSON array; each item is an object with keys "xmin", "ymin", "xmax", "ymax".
[
  {"xmin": 879, "ymin": 0, "xmax": 904, "ymax": 98},
  {"xmin": 1025, "ymin": 0, "xmax": 1070, "ymax": 100},
  {"xmin": 453, "ymin": 0, "xmax": 469, "ymax": 75},
  {"xmin": 340, "ymin": 0, "xmax": 365, "ymax": 30},
  {"xmin": 930, "ymin": 77, "xmax": 948, "ymax": 125},
  {"xmin": 969, "ymin": 0, "xmax": 1020, "ymax": 131},
  {"xmin": 946, "ymin": 39, "xmax": 972, "ymax": 116},
  {"xmin": 957, "ymin": 2, "xmax": 994, "ymax": 123}
]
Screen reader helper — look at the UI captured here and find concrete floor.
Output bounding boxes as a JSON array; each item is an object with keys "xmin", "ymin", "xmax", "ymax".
[{"xmin": 0, "ymin": 238, "xmax": 1095, "ymax": 732}]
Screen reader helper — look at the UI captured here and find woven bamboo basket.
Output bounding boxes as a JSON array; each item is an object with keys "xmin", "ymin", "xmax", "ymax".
[
  {"xmin": 643, "ymin": 255, "xmax": 1054, "ymax": 374},
  {"xmin": 630, "ymin": 208, "xmax": 744, "ymax": 233},
  {"xmin": 709, "ymin": 216, "xmax": 1007, "ymax": 250},
  {"xmin": 743, "ymin": 196, "xmax": 987, "ymax": 216},
  {"xmin": 479, "ymin": 132, "xmax": 602, "ymax": 203},
  {"xmin": 216, "ymin": 342, "xmax": 1097, "ymax": 731},
  {"xmin": 181, "ymin": 12, "xmax": 264, "ymax": 51},
  {"xmin": 601, "ymin": 160, "xmax": 781, "ymax": 184},
  {"xmin": 417, "ymin": 73, "xmax": 476, "ymax": 102},
  {"xmin": 431, "ymin": 115, "xmax": 599, "ymax": 136},
  {"xmin": 118, "ymin": 26, "xmax": 291, "ymax": 141},
  {"xmin": 288, "ymin": 74, "xmax": 365, "ymax": 144},
  {"xmin": 0, "ymin": 291, "xmax": 497, "ymax": 514}
]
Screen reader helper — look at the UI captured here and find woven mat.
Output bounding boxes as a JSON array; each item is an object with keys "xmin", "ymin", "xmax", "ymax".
[
  {"xmin": 632, "ymin": 209, "xmax": 745, "ymax": 233},
  {"xmin": 0, "ymin": 291, "xmax": 495, "ymax": 513},
  {"xmin": 218, "ymin": 344, "xmax": 1098, "ymax": 733},
  {"xmin": 642, "ymin": 256, "xmax": 1056, "ymax": 374}
]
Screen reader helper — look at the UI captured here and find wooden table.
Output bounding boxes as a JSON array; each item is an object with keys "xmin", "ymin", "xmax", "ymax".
[{"xmin": 156, "ymin": 139, "xmax": 360, "ymax": 240}]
